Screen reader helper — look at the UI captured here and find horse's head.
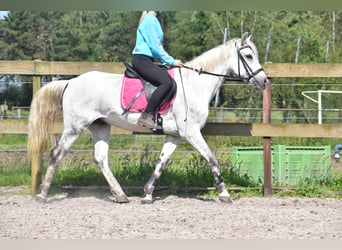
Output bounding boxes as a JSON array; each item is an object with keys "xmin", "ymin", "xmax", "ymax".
[{"xmin": 230, "ymin": 32, "xmax": 268, "ymax": 90}]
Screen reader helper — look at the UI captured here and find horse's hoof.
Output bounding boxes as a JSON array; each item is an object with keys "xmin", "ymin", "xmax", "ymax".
[
  {"xmin": 219, "ymin": 196, "xmax": 233, "ymax": 204},
  {"xmin": 141, "ymin": 198, "xmax": 153, "ymax": 204},
  {"xmin": 141, "ymin": 193, "xmax": 153, "ymax": 204},
  {"xmin": 115, "ymin": 195, "xmax": 129, "ymax": 204},
  {"xmin": 34, "ymin": 194, "xmax": 48, "ymax": 203}
]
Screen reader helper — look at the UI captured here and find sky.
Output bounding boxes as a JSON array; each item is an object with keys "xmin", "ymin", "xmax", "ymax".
[{"xmin": 0, "ymin": 11, "xmax": 9, "ymax": 19}]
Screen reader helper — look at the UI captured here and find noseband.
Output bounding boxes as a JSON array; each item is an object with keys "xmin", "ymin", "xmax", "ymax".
[{"xmin": 237, "ymin": 44, "xmax": 264, "ymax": 82}]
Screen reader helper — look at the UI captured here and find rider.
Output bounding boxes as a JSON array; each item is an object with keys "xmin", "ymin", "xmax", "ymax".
[{"xmin": 132, "ymin": 11, "xmax": 183, "ymax": 127}]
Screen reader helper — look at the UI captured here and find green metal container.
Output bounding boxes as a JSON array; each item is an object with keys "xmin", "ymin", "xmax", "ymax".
[
  {"xmin": 231, "ymin": 146, "xmax": 271, "ymax": 185},
  {"xmin": 231, "ymin": 145, "xmax": 331, "ymax": 186},
  {"xmin": 274, "ymin": 145, "xmax": 331, "ymax": 186}
]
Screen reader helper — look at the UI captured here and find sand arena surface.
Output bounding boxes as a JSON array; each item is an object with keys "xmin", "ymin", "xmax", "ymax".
[{"xmin": 0, "ymin": 188, "xmax": 341, "ymax": 239}]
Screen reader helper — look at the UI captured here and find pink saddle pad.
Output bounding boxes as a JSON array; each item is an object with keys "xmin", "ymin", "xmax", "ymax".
[{"xmin": 120, "ymin": 68, "xmax": 175, "ymax": 114}]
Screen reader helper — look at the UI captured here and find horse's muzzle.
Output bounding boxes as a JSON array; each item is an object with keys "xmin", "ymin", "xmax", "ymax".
[{"xmin": 251, "ymin": 75, "xmax": 268, "ymax": 90}]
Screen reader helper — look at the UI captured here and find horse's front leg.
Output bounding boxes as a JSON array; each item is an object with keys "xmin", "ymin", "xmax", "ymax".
[
  {"xmin": 185, "ymin": 129, "xmax": 232, "ymax": 203},
  {"xmin": 142, "ymin": 135, "xmax": 181, "ymax": 204}
]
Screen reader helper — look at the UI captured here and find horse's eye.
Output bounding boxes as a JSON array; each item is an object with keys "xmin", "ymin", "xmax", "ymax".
[{"xmin": 246, "ymin": 54, "xmax": 253, "ymax": 59}]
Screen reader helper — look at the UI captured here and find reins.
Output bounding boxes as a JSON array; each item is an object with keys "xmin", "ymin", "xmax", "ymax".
[
  {"xmin": 180, "ymin": 65, "xmax": 246, "ymax": 82},
  {"xmin": 178, "ymin": 43, "xmax": 264, "ymax": 83},
  {"xmin": 178, "ymin": 67, "xmax": 188, "ymax": 122}
]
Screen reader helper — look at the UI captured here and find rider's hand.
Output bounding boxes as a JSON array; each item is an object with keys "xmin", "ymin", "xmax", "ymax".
[{"xmin": 174, "ymin": 59, "xmax": 184, "ymax": 67}]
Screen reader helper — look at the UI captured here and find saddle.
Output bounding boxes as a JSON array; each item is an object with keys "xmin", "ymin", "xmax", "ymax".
[{"xmin": 121, "ymin": 62, "xmax": 177, "ymax": 115}]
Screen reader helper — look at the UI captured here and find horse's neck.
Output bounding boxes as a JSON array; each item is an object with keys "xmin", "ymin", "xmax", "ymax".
[
  {"xmin": 188, "ymin": 44, "xmax": 231, "ymax": 76},
  {"xmin": 185, "ymin": 44, "xmax": 232, "ymax": 100}
]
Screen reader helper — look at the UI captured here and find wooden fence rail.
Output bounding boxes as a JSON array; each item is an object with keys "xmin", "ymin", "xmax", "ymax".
[
  {"xmin": 1, "ymin": 61, "xmax": 342, "ymax": 195},
  {"xmin": 1, "ymin": 61, "xmax": 342, "ymax": 77},
  {"xmin": 1, "ymin": 119, "xmax": 341, "ymax": 138}
]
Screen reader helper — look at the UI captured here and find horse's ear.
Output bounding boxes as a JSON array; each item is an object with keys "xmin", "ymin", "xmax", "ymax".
[{"xmin": 241, "ymin": 32, "xmax": 249, "ymax": 45}]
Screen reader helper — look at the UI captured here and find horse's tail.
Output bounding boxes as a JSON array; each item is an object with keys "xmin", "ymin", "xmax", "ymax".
[{"xmin": 27, "ymin": 80, "xmax": 69, "ymax": 158}]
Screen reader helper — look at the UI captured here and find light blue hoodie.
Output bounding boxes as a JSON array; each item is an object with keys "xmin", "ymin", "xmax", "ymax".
[{"xmin": 132, "ymin": 13, "xmax": 176, "ymax": 66}]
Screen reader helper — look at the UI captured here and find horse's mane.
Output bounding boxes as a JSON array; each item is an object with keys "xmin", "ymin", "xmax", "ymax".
[
  {"xmin": 183, "ymin": 37, "xmax": 258, "ymax": 78},
  {"xmin": 185, "ymin": 38, "xmax": 239, "ymax": 76}
]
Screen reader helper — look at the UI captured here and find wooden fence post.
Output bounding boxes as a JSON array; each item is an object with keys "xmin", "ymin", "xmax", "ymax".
[
  {"xmin": 263, "ymin": 78, "xmax": 272, "ymax": 196},
  {"xmin": 31, "ymin": 151, "xmax": 41, "ymax": 195},
  {"xmin": 31, "ymin": 75, "xmax": 42, "ymax": 194}
]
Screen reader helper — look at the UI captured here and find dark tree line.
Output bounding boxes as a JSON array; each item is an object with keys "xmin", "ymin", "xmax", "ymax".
[{"xmin": 0, "ymin": 11, "xmax": 341, "ymax": 120}]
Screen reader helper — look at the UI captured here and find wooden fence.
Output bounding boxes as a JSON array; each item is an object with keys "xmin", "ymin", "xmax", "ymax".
[{"xmin": 1, "ymin": 61, "xmax": 342, "ymax": 195}]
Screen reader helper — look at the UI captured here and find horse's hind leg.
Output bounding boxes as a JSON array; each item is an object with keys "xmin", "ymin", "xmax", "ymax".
[
  {"xmin": 88, "ymin": 122, "xmax": 129, "ymax": 203},
  {"xmin": 142, "ymin": 135, "xmax": 181, "ymax": 204},
  {"xmin": 35, "ymin": 130, "xmax": 81, "ymax": 203}
]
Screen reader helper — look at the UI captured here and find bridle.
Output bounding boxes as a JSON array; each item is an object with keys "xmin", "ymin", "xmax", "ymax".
[
  {"xmin": 236, "ymin": 44, "xmax": 264, "ymax": 82},
  {"xmin": 181, "ymin": 43, "xmax": 264, "ymax": 83}
]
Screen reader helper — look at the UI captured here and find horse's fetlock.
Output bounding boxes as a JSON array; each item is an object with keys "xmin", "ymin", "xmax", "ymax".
[
  {"xmin": 144, "ymin": 185, "xmax": 154, "ymax": 195},
  {"xmin": 39, "ymin": 182, "xmax": 51, "ymax": 194},
  {"xmin": 214, "ymin": 175, "xmax": 224, "ymax": 187},
  {"xmin": 216, "ymin": 182, "xmax": 226, "ymax": 193},
  {"xmin": 35, "ymin": 193, "xmax": 48, "ymax": 203}
]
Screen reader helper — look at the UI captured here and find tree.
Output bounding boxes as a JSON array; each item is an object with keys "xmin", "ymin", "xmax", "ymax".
[
  {"xmin": 169, "ymin": 11, "xmax": 221, "ymax": 61},
  {"xmin": 0, "ymin": 11, "xmax": 341, "ymax": 116}
]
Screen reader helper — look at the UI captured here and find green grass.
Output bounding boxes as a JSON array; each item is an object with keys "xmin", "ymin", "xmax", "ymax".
[
  {"xmin": 1, "ymin": 147, "xmax": 341, "ymax": 199},
  {"xmin": 0, "ymin": 134, "xmax": 28, "ymax": 149},
  {"xmin": 1, "ymin": 134, "xmax": 342, "ymax": 198},
  {"xmin": 0, "ymin": 162, "xmax": 31, "ymax": 186},
  {"xmin": 1, "ymin": 133, "xmax": 342, "ymax": 150}
]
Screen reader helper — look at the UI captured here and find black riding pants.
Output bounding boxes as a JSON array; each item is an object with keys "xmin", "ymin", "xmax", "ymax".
[{"xmin": 132, "ymin": 54, "xmax": 173, "ymax": 113}]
